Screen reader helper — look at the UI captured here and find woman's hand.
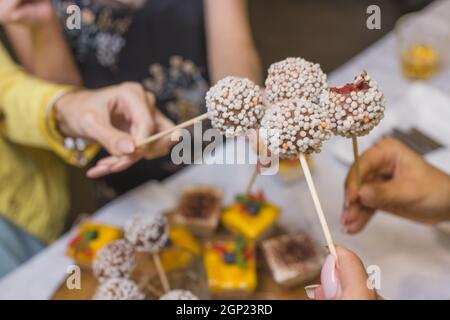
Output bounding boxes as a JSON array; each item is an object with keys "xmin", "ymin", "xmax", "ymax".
[
  {"xmin": 55, "ymin": 83, "xmax": 176, "ymax": 178},
  {"xmin": 342, "ymin": 138, "xmax": 450, "ymax": 234},
  {"xmin": 305, "ymin": 247, "xmax": 378, "ymax": 300},
  {"xmin": 0, "ymin": 0, "xmax": 54, "ymax": 25}
]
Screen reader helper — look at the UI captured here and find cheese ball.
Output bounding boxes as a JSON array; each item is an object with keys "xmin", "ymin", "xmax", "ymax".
[
  {"xmin": 260, "ymin": 98, "xmax": 331, "ymax": 158},
  {"xmin": 327, "ymin": 70, "xmax": 385, "ymax": 138},
  {"xmin": 159, "ymin": 289, "xmax": 199, "ymax": 300},
  {"xmin": 92, "ymin": 239, "xmax": 136, "ymax": 283},
  {"xmin": 206, "ymin": 76, "xmax": 265, "ymax": 137},
  {"xmin": 265, "ymin": 57, "xmax": 328, "ymax": 104},
  {"xmin": 94, "ymin": 278, "xmax": 145, "ymax": 300},
  {"xmin": 124, "ymin": 214, "xmax": 169, "ymax": 253}
]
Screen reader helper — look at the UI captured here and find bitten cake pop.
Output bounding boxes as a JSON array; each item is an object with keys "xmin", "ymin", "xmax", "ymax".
[
  {"xmin": 260, "ymin": 97, "xmax": 331, "ymax": 159},
  {"xmin": 159, "ymin": 289, "xmax": 199, "ymax": 300},
  {"xmin": 94, "ymin": 278, "xmax": 145, "ymax": 300},
  {"xmin": 265, "ymin": 57, "xmax": 328, "ymax": 104},
  {"xmin": 206, "ymin": 76, "xmax": 265, "ymax": 137},
  {"xmin": 93, "ymin": 239, "xmax": 136, "ymax": 283},
  {"xmin": 124, "ymin": 214, "xmax": 168, "ymax": 253},
  {"xmin": 327, "ymin": 70, "xmax": 385, "ymax": 138}
]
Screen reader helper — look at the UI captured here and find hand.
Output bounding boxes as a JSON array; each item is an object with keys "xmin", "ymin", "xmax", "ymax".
[
  {"xmin": 55, "ymin": 83, "xmax": 176, "ymax": 178},
  {"xmin": 305, "ymin": 247, "xmax": 377, "ymax": 300},
  {"xmin": 0, "ymin": 0, "xmax": 54, "ymax": 25},
  {"xmin": 342, "ymin": 137, "xmax": 450, "ymax": 234}
]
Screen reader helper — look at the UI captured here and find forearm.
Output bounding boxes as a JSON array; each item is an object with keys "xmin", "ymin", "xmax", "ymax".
[
  {"xmin": 204, "ymin": 0, "xmax": 262, "ymax": 84},
  {"xmin": 29, "ymin": 16, "xmax": 82, "ymax": 85}
]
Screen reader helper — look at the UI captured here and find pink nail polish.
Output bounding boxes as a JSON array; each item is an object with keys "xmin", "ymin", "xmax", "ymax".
[{"xmin": 321, "ymin": 254, "xmax": 340, "ymax": 299}]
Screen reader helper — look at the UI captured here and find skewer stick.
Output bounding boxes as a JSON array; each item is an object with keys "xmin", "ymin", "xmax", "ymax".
[
  {"xmin": 351, "ymin": 136, "xmax": 362, "ymax": 188},
  {"xmin": 138, "ymin": 275, "xmax": 164, "ymax": 297},
  {"xmin": 136, "ymin": 113, "xmax": 208, "ymax": 147},
  {"xmin": 299, "ymin": 154, "xmax": 337, "ymax": 258},
  {"xmin": 245, "ymin": 165, "xmax": 259, "ymax": 195},
  {"xmin": 152, "ymin": 253, "xmax": 171, "ymax": 293}
]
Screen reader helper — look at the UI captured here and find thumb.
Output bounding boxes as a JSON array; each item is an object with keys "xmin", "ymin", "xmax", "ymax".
[
  {"xmin": 82, "ymin": 112, "xmax": 135, "ymax": 155},
  {"xmin": 320, "ymin": 247, "xmax": 376, "ymax": 300},
  {"xmin": 358, "ymin": 180, "xmax": 406, "ymax": 211}
]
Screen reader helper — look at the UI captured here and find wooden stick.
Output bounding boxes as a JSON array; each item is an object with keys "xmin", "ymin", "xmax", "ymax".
[
  {"xmin": 152, "ymin": 253, "xmax": 171, "ymax": 293},
  {"xmin": 138, "ymin": 275, "xmax": 164, "ymax": 297},
  {"xmin": 245, "ymin": 165, "xmax": 259, "ymax": 195},
  {"xmin": 351, "ymin": 136, "xmax": 362, "ymax": 188},
  {"xmin": 299, "ymin": 154, "xmax": 337, "ymax": 258},
  {"xmin": 136, "ymin": 113, "xmax": 209, "ymax": 147}
]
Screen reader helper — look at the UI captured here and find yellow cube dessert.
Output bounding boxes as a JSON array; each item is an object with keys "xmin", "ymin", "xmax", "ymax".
[
  {"xmin": 160, "ymin": 225, "xmax": 202, "ymax": 271},
  {"xmin": 67, "ymin": 221, "xmax": 123, "ymax": 266},
  {"xmin": 221, "ymin": 192, "xmax": 279, "ymax": 241},
  {"xmin": 204, "ymin": 239, "xmax": 256, "ymax": 295}
]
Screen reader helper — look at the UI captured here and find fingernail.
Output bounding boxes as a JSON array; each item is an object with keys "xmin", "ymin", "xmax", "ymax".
[
  {"xmin": 117, "ymin": 138, "xmax": 135, "ymax": 154},
  {"xmin": 321, "ymin": 254, "xmax": 340, "ymax": 299},
  {"xmin": 304, "ymin": 285, "xmax": 320, "ymax": 299}
]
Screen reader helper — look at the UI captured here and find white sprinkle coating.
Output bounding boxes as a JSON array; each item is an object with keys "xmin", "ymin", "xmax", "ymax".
[
  {"xmin": 92, "ymin": 239, "xmax": 136, "ymax": 283},
  {"xmin": 265, "ymin": 57, "xmax": 328, "ymax": 104},
  {"xmin": 326, "ymin": 71, "xmax": 385, "ymax": 138},
  {"xmin": 124, "ymin": 214, "xmax": 168, "ymax": 253},
  {"xmin": 206, "ymin": 76, "xmax": 265, "ymax": 137},
  {"xmin": 159, "ymin": 289, "xmax": 199, "ymax": 300},
  {"xmin": 94, "ymin": 278, "xmax": 145, "ymax": 300},
  {"xmin": 260, "ymin": 97, "xmax": 331, "ymax": 158}
]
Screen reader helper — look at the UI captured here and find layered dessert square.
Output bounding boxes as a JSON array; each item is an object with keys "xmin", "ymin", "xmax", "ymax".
[
  {"xmin": 262, "ymin": 232, "xmax": 323, "ymax": 287},
  {"xmin": 173, "ymin": 186, "xmax": 223, "ymax": 236}
]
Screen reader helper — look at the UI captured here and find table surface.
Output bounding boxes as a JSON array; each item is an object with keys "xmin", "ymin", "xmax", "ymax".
[{"xmin": 1, "ymin": 0, "xmax": 450, "ymax": 300}]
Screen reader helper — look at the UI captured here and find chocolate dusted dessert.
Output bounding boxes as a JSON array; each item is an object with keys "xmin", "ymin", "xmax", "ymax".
[
  {"xmin": 173, "ymin": 186, "xmax": 223, "ymax": 236},
  {"xmin": 262, "ymin": 232, "xmax": 324, "ymax": 287}
]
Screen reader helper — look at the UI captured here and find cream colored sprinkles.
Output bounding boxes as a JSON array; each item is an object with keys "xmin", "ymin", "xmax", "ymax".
[{"xmin": 206, "ymin": 76, "xmax": 265, "ymax": 137}]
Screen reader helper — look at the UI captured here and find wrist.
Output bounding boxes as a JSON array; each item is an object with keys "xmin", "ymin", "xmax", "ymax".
[{"xmin": 54, "ymin": 91, "xmax": 78, "ymax": 137}]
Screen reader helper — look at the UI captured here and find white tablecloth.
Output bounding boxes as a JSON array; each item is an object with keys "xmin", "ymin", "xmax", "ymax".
[{"xmin": 1, "ymin": 0, "xmax": 449, "ymax": 300}]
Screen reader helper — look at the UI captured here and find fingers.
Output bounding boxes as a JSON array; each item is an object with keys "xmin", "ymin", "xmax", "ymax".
[
  {"xmin": 117, "ymin": 84, "xmax": 156, "ymax": 143},
  {"xmin": 139, "ymin": 108, "xmax": 176, "ymax": 160},
  {"xmin": 341, "ymin": 205, "xmax": 375, "ymax": 234},
  {"xmin": 304, "ymin": 247, "xmax": 376, "ymax": 300},
  {"xmin": 80, "ymin": 112, "xmax": 136, "ymax": 156},
  {"xmin": 87, "ymin": 155, "xmax": 139, "ymax": 178},
  {"xmin": 334, "ymin": 247, "xmax": 376, "ymax": 300}
]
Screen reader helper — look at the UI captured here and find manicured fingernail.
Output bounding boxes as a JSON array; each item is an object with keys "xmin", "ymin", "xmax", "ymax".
[
  {"xmin": 304, "ymin": 285, "xmax": 320, "ymax": 299},
  {"xmin": 117, "ymin": 138, "xmax": 135, "ymax": 154},
  {"xmin": 321, "ymin": 254, "xmax": 340, "ymax": 299}
]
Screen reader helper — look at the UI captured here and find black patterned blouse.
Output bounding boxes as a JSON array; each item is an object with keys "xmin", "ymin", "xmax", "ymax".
[{"xmin": 53, "ymin": 0, "xmax": 210, "ymax": 194}]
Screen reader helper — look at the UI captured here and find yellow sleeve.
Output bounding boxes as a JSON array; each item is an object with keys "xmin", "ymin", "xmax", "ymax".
[{"xmin": 0, "ymin": 43, "xmax": 98, "ymax": 166}]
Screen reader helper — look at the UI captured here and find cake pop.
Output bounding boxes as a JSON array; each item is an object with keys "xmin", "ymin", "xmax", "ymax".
[
  {"xmin": 327, "ymin": 70, "xmax": 385, "ymax": 138},
  {"xmin": 124, "ymin": 214, "xmax": 169, "ymax": 253},
  {"xmin": 206, "ymin": 76, "xmax": 265, "ymax": 137},
  {"xmin": 260, "ymin": 97, "xmax": 331, "ymax": 159},
  {"xmin": 125, "ymin": 213, "xmax": 171, "ymax": 293},
  {"xmin": 94, "ymin": 278, "xmax": 145, "ymax": 300},
  {"xmin": 93, "ymin": 239, "xmax": 136, "ymax": 283},
  {"xmin": 159, "ymin": 289, "xmax": 199, "ymax": 300},
  {"xmin": 265, "ymin": 57, "xmax": 328, "ymax": 104},
  {"xmin": 136, "ymin": 76, "xmax": 265, "ymax": 146},
  {"xmin": 327, "ymin": 70, "xmax": 385, "ymax": 187}
]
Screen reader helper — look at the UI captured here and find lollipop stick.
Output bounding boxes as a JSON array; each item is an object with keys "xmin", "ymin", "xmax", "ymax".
[
  {"xmin": 152, "ymin": 253, "xmax": 171, "ymax": 293},
  {"xmin": 299, "ymin": 154, "xmax": 337, "ymax": 258},
  {"xmin": 245, "ymin": 165, "xmax": 258, "ymax": 195},
  {"xmin": 351, "ymin": 136, "xmax": 362, "ymax": 188},
  {"xmin": 138, "ymin": 275, "xmax": 163, "ymax": 297},
  {"xmin": 136, "ymin": 113, "xmax": 208, "ymax": 148}
]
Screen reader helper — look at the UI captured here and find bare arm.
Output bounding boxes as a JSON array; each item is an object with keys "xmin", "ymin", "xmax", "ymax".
[
  {"xmin": 2, "ymin": 0, "xmax": 82, "ymax": 85},
  {"xmin": 204, "ymin": 0, "xmax": 262, "ymax": 84}
]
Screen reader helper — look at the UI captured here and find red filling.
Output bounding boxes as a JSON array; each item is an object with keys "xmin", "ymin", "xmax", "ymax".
[{"xmin": 330, "ymin": 81, "xmax": 370, "ymax": 94}]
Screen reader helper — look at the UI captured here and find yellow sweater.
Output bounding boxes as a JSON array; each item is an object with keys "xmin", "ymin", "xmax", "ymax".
[{"xmin": 0, "ymin": 43, "xmax": 97, "ymax": 243}]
